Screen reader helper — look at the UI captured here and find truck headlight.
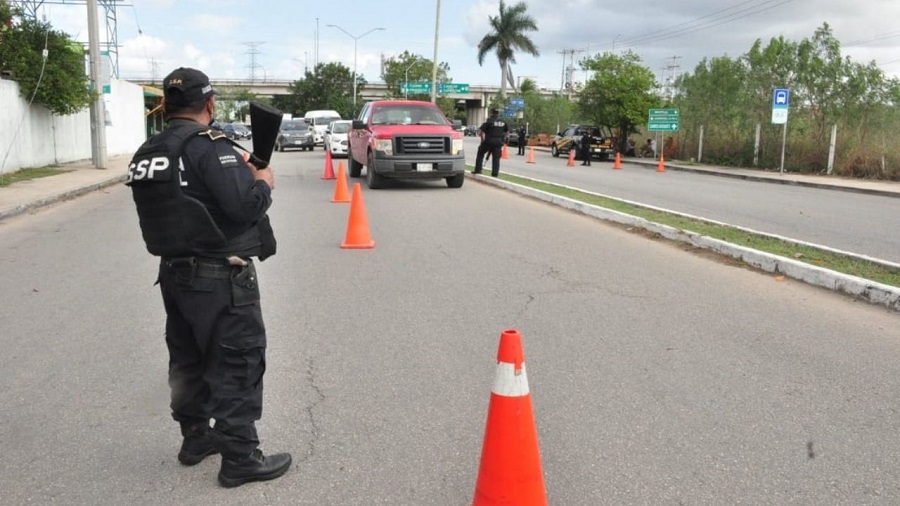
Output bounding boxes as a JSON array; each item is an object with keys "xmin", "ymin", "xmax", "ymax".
[
  {"xmin": 452, "ymin": 138, "xmax": 463, "ymax": 155},
  {"xmin": 375, "ymin": 139, "xmax": 393, "ymax": 155}
]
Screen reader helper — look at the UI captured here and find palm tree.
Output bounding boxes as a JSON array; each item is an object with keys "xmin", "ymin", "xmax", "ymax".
[{"xmin": 476, "ymin": 0, "xmax": 540, "ymax": 98}]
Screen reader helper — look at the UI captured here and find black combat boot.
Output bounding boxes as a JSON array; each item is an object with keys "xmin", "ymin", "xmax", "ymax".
[
  {"xmin": 218, "ymin": 449, "xmax": 292, "ymax": 488},
  {"xmin": 178, "ymin": 432, "xmax": 218, "ymax": 466}
]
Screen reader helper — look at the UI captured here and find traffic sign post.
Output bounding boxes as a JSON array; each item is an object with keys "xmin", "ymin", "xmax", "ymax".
[
  {"xmin": 772, "ymin": 88, "xmax": 790, "ymax": 174},
  {"xmin": 648, "ymin": 108, "xmax": 679, "ymax": 131}
]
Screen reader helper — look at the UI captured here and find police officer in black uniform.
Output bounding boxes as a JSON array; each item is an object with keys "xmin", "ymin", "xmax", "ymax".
[
  {"xmin": 126, "ymin": 67, "xmax": 291, "ymax": 488},
  {"xmin": 472, "ymin": 108, "xmax": 508, "ymax": 177},
  {"xmin": 516, "ymin": 125, "xmax": 527, "ymax": 156},
  {"xmin": 580, "ymin": 128, "xmax": 592, "ymax": 166}
]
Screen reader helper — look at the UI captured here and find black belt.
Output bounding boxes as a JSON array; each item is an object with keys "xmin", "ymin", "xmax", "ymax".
[{"xmin": 163, "ymin": 257, "xmax": 235, "ymax": 279}]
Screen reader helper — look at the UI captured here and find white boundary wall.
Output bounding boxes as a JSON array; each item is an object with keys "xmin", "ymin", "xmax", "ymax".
[{"xmin": 0, "ymin": 78, "xmax": 146, "ymax": 174}]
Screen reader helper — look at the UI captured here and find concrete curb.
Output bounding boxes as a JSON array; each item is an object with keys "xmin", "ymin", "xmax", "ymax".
[
  {"xmin": 468, "ymin": 172, "xmax": 900, "ymax": 312},
  {"xmin": 0, "ymin": 174, "xmax": 126, "ymax": 222}
]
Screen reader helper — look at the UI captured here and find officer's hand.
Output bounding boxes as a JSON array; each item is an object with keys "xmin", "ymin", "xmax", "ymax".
[{"xmin": 253, "ymin": 166, "xmax": 275, "ymax": 190}]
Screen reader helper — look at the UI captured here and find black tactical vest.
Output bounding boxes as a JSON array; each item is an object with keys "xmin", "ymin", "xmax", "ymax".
[
  {"xmin": 126, "ymin": 125, "xmax": 229, "ymax": 257},
  {"xmin": 486, "ymin": 118, "xmax": 507, "ymax": 146}
]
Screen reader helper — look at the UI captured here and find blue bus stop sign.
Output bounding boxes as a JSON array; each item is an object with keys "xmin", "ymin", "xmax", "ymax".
[{"xmin": 773, "ymin": 89, "xmax": 790, "ymax": 108}]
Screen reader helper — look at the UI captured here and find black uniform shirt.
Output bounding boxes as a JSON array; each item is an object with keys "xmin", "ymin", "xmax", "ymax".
[
  {"xmin": 480, "ymin": 115, "xmax": 509, "ymax": 146},
  {"xmin": 168, "ymin": 118, "xmax": 272, "ymax": 240}
]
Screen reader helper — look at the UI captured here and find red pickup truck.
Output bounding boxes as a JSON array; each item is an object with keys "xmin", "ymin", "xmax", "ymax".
[{"xmin": 348, "ymin": 100, "xmax": 466, "ymax": 189}]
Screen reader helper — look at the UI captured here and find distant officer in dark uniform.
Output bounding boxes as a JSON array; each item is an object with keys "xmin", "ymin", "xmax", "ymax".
[
  {"xmin": 580, "ymin": 128, "xmax": 592, "ymax": 166},
  {"xmin": 516, "ymin": 126, "xmax": 527, "ymax": 156},
  {"xmin": 126, "ymin": 67, "xmax": 291, "ymax": 488},
  {"xmin": 473, "ymin": 108, "xmax": 508, "ymax": 177}
]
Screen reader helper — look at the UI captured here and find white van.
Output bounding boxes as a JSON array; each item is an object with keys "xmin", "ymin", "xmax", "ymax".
[{"xmin": 303, "ymin": 110, "xmax": 342, "ymax": 147}]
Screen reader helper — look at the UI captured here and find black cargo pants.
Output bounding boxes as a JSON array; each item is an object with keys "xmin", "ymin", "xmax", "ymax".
[{"xmin": 158, "ymin": 257, "xmax": 266, "ymax": 459}]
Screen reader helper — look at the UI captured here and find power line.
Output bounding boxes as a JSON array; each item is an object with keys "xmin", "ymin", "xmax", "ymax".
[{"xmin": 614, "ymin": 0, "xmax": 795, "ymax": 51}]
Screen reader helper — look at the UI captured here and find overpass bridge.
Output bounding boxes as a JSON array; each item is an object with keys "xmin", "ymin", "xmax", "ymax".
[{"xmin": 129, "ymin": 78, "xmax": 564, "ymax": 127}]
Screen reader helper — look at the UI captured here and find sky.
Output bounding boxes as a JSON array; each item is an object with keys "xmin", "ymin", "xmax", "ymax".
[{"xmin": 30, "ymin": 0, "xmax": 900, "ymax": 91}]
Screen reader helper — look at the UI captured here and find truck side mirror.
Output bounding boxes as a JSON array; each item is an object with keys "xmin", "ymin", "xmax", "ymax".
[{"xmin": 352, "ymin": 119, "xmax": 366, "ymax": 129}]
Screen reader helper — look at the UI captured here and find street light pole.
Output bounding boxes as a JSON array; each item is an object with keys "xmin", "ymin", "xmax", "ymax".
[
  {"xmin": 326, "ymin": 24, "xmax": 385, "ymax": 108},
  {"xmin": 404, "ymin": 61, "xmax": 417, "ymax": 100}
]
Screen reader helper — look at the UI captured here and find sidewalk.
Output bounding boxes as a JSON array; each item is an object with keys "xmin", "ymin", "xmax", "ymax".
[
  {"xmin": 2, "ymin": 152, "xmax": 899, "ymax": 223},
  {"xmin": 0, "ymin": 155, "xmax": 130, "ymax": 221}
]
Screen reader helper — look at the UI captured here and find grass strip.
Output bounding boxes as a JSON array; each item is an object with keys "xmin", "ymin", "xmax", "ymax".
[
  {"xmin": 0, "ymin": 167, "xmax": 68, "ymax": 187},
  {"xmin": 494, "ymin": 172, "xmax": 900, "ymax": 288}
]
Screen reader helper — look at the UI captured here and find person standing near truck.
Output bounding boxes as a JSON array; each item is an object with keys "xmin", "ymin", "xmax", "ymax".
[
  {"xmin": 580, "ymin": 128, "xmax": 592, "ymax": 166},
  {"xmin": 473, "ymin": 108, "xmax": 508, "ymax": 177}
]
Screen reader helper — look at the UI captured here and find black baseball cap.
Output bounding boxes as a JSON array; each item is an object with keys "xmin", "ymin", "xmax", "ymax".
[{"xmin": 163, "ymin": 67, "xmax": 216, "ymax": 107}]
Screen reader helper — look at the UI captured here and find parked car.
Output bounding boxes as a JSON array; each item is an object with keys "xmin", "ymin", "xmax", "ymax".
[
  {"xmin": 464, "ymin": 125, "xmax": 479, "ymax": 137},
  {"xmin": 275, "ymin": 119, "xmax": 315, "ymax": 151},
  {"xmin": 348, "ymin": 100, "xmax": 465, "ymax": 189},
  {"xmin": 324, "ymin": 120, "xmax": 352, "ymax": 158},
  {"xmin": 223, "ymin": 122, "xmax": 252, "ymax": 140}
]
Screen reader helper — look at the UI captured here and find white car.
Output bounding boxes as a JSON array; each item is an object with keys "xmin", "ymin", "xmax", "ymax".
[{"xmin": 324, "ymin": 120, "xmax": 352, "ymax": 158}]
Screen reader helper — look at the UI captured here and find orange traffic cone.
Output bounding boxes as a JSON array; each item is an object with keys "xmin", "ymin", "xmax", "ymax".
[
  {"xmin": 613, "ymin": 152, "xmax": 622, "ymax": 169},
  {"xmin": 657, "ymin": 154, "xmax": 666, "ymax": 172},
  {"xmin": 566, "ymin": 149, "xmax": 575, "ymax": 167},
  {"xmin": 340, "ymin": 183, "xmax": 374, "ymax": 249},
  {"xmin": 322, "ymin": 150, "xmax": 335, "ymax": 180},
  {"xmin": 501, "ymin": 145, "xmax": 509, "ymax": 159},
  {"xmin": 331, "ymin": 162, "xmax": 350, "ymax": 203},
  {"xmin": 472, "ymin": 329, "xmax": 546, "ymax": 506},
  {"xmin": 526, "ymin": 146, "xmax": 535, "ymax": 164}
]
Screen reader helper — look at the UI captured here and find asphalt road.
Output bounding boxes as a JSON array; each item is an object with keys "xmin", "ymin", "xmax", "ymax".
[
  {"xmin": 1, "ymin": 147, "xmax": 899, "ymax": 505},
  {"xmin": 468, "ymin": 138, "xmax": 900, "ymax": 264}
]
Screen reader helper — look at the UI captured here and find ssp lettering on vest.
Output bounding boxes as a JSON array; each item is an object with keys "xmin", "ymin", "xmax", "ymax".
[{"xmin": 126, "ymin": 125, "xmax": 227, "ymax": 257}]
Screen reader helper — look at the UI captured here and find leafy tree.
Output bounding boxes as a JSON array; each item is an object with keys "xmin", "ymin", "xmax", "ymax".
[
  {"xmin": 0, "ymin": 1, "xmax": 94, "ymax": 115},
  {"xmin": 578, "ymin": 50, "xmax": 658, "ymax": 149},
  {"xmin": 382, "ymin": 50, "xmax": 449, "ymax": 100},
  {"xmin": 274, "ymin": 62, "xmax": 361, "ymax": 119},
  {"xmin": 476, "ymin": 0, "xmax": 539, "ymax": 97},
  {"xmin": 673, "ymin": 55, "xmax": 752, "ymax": 161}
]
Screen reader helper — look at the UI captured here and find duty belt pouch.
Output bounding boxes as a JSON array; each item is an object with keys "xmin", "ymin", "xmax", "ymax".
[
  {"xmin": 230, "ymin": 260, "xmax": 260, "ymax": 307},
  {"xmin": 169, "ymin": 257, "xmax": 198, "ymax": 288}
]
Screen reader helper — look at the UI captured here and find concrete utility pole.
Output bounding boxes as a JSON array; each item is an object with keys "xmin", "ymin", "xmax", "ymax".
[{"xmin": 87, "ymin": 0, "xmax": 107, "ymax": 169}]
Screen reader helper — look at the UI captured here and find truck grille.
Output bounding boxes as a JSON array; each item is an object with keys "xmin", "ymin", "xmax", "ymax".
[{"xmin": 396, "ymin": 136, "xmax": 450, "ymax": 155}]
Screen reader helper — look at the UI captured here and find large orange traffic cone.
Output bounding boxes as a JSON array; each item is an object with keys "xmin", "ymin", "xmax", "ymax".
[
  {"xmin": 657, "ymin": 153, "xmax": 666, "ymax": 173},
  {"xmin": 501, "ymin": 145, "xmax": 509, "ymax": 159},
  {"xmin": 526, "ymin": 146, "xmax": 535, "ymax": 164},
  {"xmin": 472, "ymin": 329, "xmax": 546, "ymax": 506},
  {"xmin": 613, "ymin": 152, "xmax": 622, "ymax": 169},
  {"xmin": 322, "ymin": 150, "xmax": 335, "ymax": 180},
  {"xmin": 330, "ymin": 162, "xmax": 350, "ymax": 203},
  {"xmin": 566, "ymin": 148, "xmax": 576, "ymax": 167},
  {"xmin": 340, "ymin": 183, "xmax": 374, "ymax": 249}
]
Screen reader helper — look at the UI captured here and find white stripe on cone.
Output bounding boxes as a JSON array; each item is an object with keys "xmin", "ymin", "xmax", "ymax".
[{"xmin": 491, "ymin": 362, "xmax": 530, "ymax": 397}]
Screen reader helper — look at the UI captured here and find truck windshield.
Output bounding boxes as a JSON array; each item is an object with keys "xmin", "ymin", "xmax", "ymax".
[{"xmin": 371, "ymin": 105, "xmax": 449, "ymax": 126}]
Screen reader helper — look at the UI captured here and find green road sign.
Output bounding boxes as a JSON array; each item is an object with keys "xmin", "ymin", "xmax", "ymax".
[
  {"xmin": 438, "ymin": 83, "xmax": 469, "ymax": 94},
  {"xmin": 648, "ymin": 108, "xmax": 679, "ymax": 131},
  {"xmin": 402, "ymin": 82, "xmax": 432, "ymax": 94}
]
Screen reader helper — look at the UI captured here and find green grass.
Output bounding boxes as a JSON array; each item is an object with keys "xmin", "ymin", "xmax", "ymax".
[
  {"xmin": 484, "ymin": 170, "xmax": 900, "ymax": 288},
  {"xmin": 0, "ymin": 166, "xmax": 68, "ymax": 187}
]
